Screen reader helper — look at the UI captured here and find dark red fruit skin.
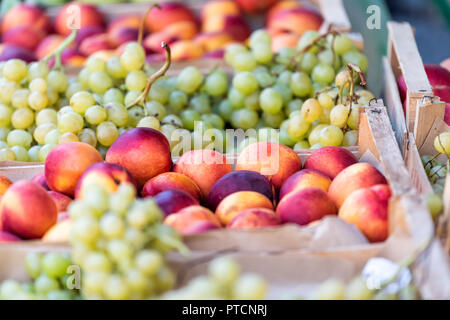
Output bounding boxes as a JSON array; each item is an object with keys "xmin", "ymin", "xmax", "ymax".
[{"xmin": 154, "ymin": 189, "xmax": 199, "ymax": 217}]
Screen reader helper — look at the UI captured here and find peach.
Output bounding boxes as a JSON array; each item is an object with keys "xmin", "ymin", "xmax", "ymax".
[
  {"xmin": 194, "ymin": 32, "xmax": 234, "ymax": 52},
  {"xmin": 339, "ymin": 184, "xmax": 391, "ymax": 242},
  {"xmin": 35, "ymin": 34, "xmax": 65, "ymax": 60},
  {"xmin": 143, "ymin": 21, "xmax": 198, "ymax": 53},
  {"xmin": 215, "ymin": 191, "xmax": 274, "ymax": 226},
  {"xmin": 75, "ymin": 25, "xmax": 104, "ymax": 46},
  {"xmin": 164, "ymin": 205, "xmax": 221, "ymax": 234},
  {"xmin": 107, "ymin": 14, "xmax": 141, "ymax": 47},
  {"xmin": 141, "ymin": 172, "xmax": 201, "ymax": 200},
  {"xmin": 0, "ymin": 231, "xmax": 21, "ymax": 243},
  {"xmin": 42, "ymin": 219, "xmax": 72, "ymax": 243},
  {"xmin": 276, "ymin": 187, "xmax": 337, "ymax": 226},
  {"xmin": 182, "ymin": 220, "xmax": 220, "ymax": 235},
  {"xmin": 106, "ymin": 128, "xmax": 172, "ymax": 188},
  {"xmin": 228, "ymin": 208, "xmax": 280, "ymax": 230},
  {"xmin": 48, "ymin": 191, "xmax": 72, "ymax": 213},
  {"xmin": 304, "ymin": 146, "xmax": 358, "ymax": 179},
  {"xmin": 55, "ymin": 2, "xmax": 105, "ymax": 36},
  {"xmin": 272, "ymin": 32, "xmax": 300, "ymax": 52},
  {"xmin": 236, "ymin": 142, "xmax": 302, "ymax": 190},
  {"xmin": 279, "ymin": 169, "xmax": 332, "ymax": 200},
  {"xmin": 0, "ymin": 44, "xmax": 36, "ymax": 63},
  {"xmin": 328, "ymin": 163, "xmax": 388, "ymax": 209},
  {"xmin": 0, "ymin": 175, "xmax": 13, "ymax": 195},
  {"xmin": 267, "ymin": 8, "xmax": 323, "ymax": 36},
  {"xmin": 31, "ymin": 173, "xmax": 50, "ymax": 191},
  {"xmin": 79, "ymin": 33, "xmax": 112, "ymax": 57},
  {"xmin": 45, "ymin": 142, "xmax": 103, "ymax": 197},
  {"xmin": 267, "ymin": 1, "xmax": 303, "ymax": 21},
  {"xmin": 203, "ymin": 49, "xmax": 225, "ymax": 59},
  {"xmin": 202, "ymin": 0, "xmax": 240, "ymax": 20},
  {"xmin": 208, "ymin": 170, "xmax": 274, "ymax": 210},
  {"xmin": 173, "ymin": 149, "xmax": 232, "ymax": 199},
  {"xmin": 75, "ymin": 162, "xmax": 136, "ymax": 200},
  {"xmin": 1, "ymin": 4, "xmax": 51, "ymax": 34},
  {"xmin": 171, "ymin": 40, "xmax": 205, "ymax": 61},
  {"xmin": 235, "ymin": 0, "xmax": 279, "ymax": 13},
  {"xmin": 145, "ymin": 2, "xmax": 197, "ymax": 33},
  {"xmin": 2, "ymin": 25, "xmax": 46, "ymax": 52},
  {"xmin": 203, "ymin": 15, "xmax": 250, "ymax": 41},
  {"xmin": 60, "ymin": 48, "xmax": 86, "ymax": 67},
  {"xmin": 154, "ymin": 190, "xmax": 199, "ymax": 217},
  {"xmin": 0, "ymin": 181, "xmax": 57, "ymax": 239}
]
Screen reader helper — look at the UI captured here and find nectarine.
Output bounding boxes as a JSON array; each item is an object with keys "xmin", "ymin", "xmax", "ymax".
[
  {"xmin": 0, "ymin": 175, "xmax": 13, "ymax": 195},
  {"xmin": 228, "ymin": 208, "xmax": 280, "ymax": 230},
  {"xmin": 164, "ymin": 205, "xmax": 221, "ymax": 234},
  {"xmin": 141, "ymin": 172, "xmax": 201, "ymax": 200},
  {"xmin": 154, "ymin": 190, "xmax": 199, "ymax": 217},
  {"xmin": 304, "ymin": 146, "xmax": 358, "ymax": 179},
  {"xmin": 279, "ymin": 169, "xmax": 332, "ymax": 200}
]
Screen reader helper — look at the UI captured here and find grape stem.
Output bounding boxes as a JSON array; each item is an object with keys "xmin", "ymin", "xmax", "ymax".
[
  {"xmin": 138, "ymin": 3, "xmax": 162, "ymax": 44},
  {"xmin": 126, "ymin": 42, "xmax": 172, "ymax": 113},
  {"xmin": 342, "ymin": 63, "xmax": 367, "ymax": 131},
  {"xmin": 42, "ymin": 28, "xmax": 78, "ymax": 70}
]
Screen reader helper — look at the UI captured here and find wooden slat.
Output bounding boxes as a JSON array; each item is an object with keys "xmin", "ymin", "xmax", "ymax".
[
  {"xmin": 417, "ymin": 117, "xmax": 450, "ymax": 156},
  {"xmin": 414, "ymin": 98, "xmax": 446, "ymax": 150}
]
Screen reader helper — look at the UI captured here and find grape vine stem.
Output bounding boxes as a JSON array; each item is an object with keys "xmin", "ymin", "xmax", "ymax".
[{"xmin": 43, "ymin": 28, "xmax": 78, "ymax": 70}]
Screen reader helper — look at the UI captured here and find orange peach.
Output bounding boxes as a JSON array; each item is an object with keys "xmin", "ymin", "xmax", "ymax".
[
  {"xmin": 145, "ymin": 2, "xmax": 197, "ymax": 33},
  {"xmin": 276, "ymin": 187, "xmax": 337, "ymax": 225},
  {"xmin": 279, "ymin": 169, "xmax": 332, "ymax": 200},
  {"xmin": 1, "ymin": 3, "xmax": 51, "ymax": 34},
  {"xmin": 208, "ymin": 170, "xmax": 274, "ymax": 210},
  {"xmin": 202, "ymin": 0, "xmax": 240, "ymax": 20},
  {"xmin": 267, "ymin": 1, "xmax": 303, "ymax": 21},
  {"xmin": 173, "ymin": 149, "xmax": 232, "ymax": 199},
  {"xmin": 42, "ymin": 219, "xmax": 72, "ymax": 243},
  {"xmin": 171, "ymin": 40, "xmax": 205, "ymax": 61},
  {"xmin": 45, "ymin": 142, "xmax": 103, "ymax": 197},
  {"xmin": 0, "ymin": 181, "xmax": 57, "ymax": 239},
  {"xmin": 328, "ymin": 163, "xmax": 388, "ymax": 209},
  {"xmin": 339, "ymin": 184, "xmax": 391, "ymax": 242},
  {"xmin": 182, "ymin": 220, "xmax": 220, "ymax": 235},
  {"xmin": 48, "ymin": 191, "xmax": 72, "ymax": 213},
  {"xmin": 0, "ymin": 231, "xmax": 21, "ymax": 243},
  {"xmin": 164, "ymin": 205, "xmax": 221, "ymax": 234},
  {"xmin": 304, "ymin": 146, "xmax": 358, "ymax": 179},
  {"xmin": 75, "ymin": 162, "xmax": 136, "ymax": 200},
  {"xmin": 215, "ymin": 191, "xmax": 274, "ymax": 226},
  {"xmin": 141, "ymin": 172, "xmax": 201, "ymax": 200},
  {"xmin": 0, "ymin": 175, "xmax": 13, "ymax": 195},
  {"xmin": 105, "ymin": 128, "xmax": 172, "ymax": 188},
  {"xmin": 203, "ymin": 14, "xmax": 250, "ymax": 41},
  {"xmin": 228, "ymin": 208, "xmax": 280, "ymax": 230},
  {"xmin": 154, "ymin": 190, "xmax": 199, "ymax": 217},
  {"xmin": 107, "ymin": 14, "xmax": 141, "ymax": 47},
  {"xmin": 195, "ymin": 32, "xmax": 234, "ymax": 52},
  {"xmin": 143, "ymin": 21, "xmax": 198, "ymax": 53},
  {"xmin": 267, "ymin": 8, "xmax": 323, "ymax": 36},
  {"xmin": 55, "ymin": 2, "xmax": 105, "ymax": 36},
  {"xmin": 31, "ymin": 173, "xmax": 50, "ymax": 191},
  {"xmin": 235, "ymin": 0, "xmax": 279, "ymax": 13},
  {"xmin": 79, "ymin": 33, "xmax": 112, "ymax": 57},
  {"xmin": 2, "ymin": 25, "xmax": 46, "ymax": 51},
  {"xmin": 236, "ymin": 142, "xmax": 302, "ymax": 190},
  {"xmin": 35, "ymin": 34, "xmax": 65, "ymax": 60},
  {"xmin": 272, "ymin": 32, "xmax": 300, "ymax": 52}
]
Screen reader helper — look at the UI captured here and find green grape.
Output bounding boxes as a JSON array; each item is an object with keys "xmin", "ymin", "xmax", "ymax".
[
  {"xmin": 231, "ymin": 109, "xmax": 259, "ymax": 129},
  {"xmin": 84, "ymin": 105, "xmax": 106, "ymax": 126},
  {"xmin": 0, "ymin": 148, "xmax": 16, "ymax": 161},
  {"xmin": 297, "ymin": 30, "xmax": 320, "ymax": 53},
  {"xmin": 333, "ymin": 34, "xmax": 354, "ymax": 55},
  {"xmin": 28, "ymin": 145, "xmax": 41, "ymax": 162},
  {"xmin": 0, "ymin": 80, "xmax": 19, "ymax": 104},
  {"xmin": 209, "ymin": 256, "xmax": 240, "ymax": 286},
  {"xmin": 103, "ymin": 88, "xmax": 125, "ymax": 105},
  {"xmin": 277, "ymin": 70, "xmax": 292, "ymax": 86},
  {"xmin": 44, "ymin": 129, "xmax": 61, "ymax": 145},
  {"xmin": 28, "ymin": 61, "xmax": 49, "ymax": 80},
  {"xmin": 233, "ymin": 72, "xmax": 258, "ymax": 95},
  {"xmin": 86, "ymin": 56, "xmax": 106, "ymax": 73},
  {"xmin": 120, "ymin": 42, "xmax": 146, "ymax": 72},
  {"xmin": 135, "ymin": 250, "xmax": 163, "ymax": 276},
  {"xmin": 290, "ymin": 72, "xmax": 312, "ymax": 98},
  {"xmin": 70, "ymin": 91, "xmax": 95, "ymax": 115},
  {"xmin": 253, "ymin": 68, "xmax": 275, "ymax": 88},
  {"xmin": 312, "ymin": 64, "xmax": 335, "ymax": 85},
  {"xmin": 343, "ymin": 130, "xmax": 358, "ymax": 146},
  {"xmin": 146, "ymin": 101, "xmax": 166, "ymax": 121},
  {"xmin": 168, "ymin": 90, "xmax": 188, "ymax": 112},
  {"xmin": 299, "ymin": 52, "xmax": 319, "ymax": 74},
  {"xmin": 201, "ymin": 113, "xmax": 225, "ymax": 130},
  {"xmin": 47, "ymin": 70, "xmax": 68, "ymax": 93},
  {"xmin": 59, "ymin": 132, "xmax": 80, "ymax": 144},
  {"xmin": 244, "ymin": 91, "xmax": 260, "ymax": 111},
  {"xmin": 25, "ymin": 252, "xmax": 43, "ymax": 279},
  {"xmin": 58, "ymin": 111, "xmax": 84, "ymax": 134},
  {"xmin": 106, "ymin": 56, "xmax": 127, "ymax": 79},
  {"xmin": 356, "ymin": 89, "xmax": 375, "ymax": 105},
  {"xmin": 34, "ymin": 274, "xmax": 60, "ymax": 295},
  {"xmin": 232, "ymin": 274, "xmax": 267, "ymax": 300},
  {"xmin": 251, "ymin": 42, "xmax": 273, "ymax": 64},
  {"xmin": 99, "ymin": 213, "xmax": 126, "ymax": 239},
  {"xmin": 342, "ymin": 51, "xmax": 369, "ymax": 73},
  {"xmin": 177, "ymin": 66, "xmax": 203, "ymax": 94},
  {"xmin": 224, "ymin": 43, "xmax": 247, "ymax": 65},
  {"xmin": 105, "ymin": 102, "xmax": 130, "ymax": 127},
  {"xmin": 42, "ymin": 253, "xmax": 71, "ymax": 279},
  {"xmin": 318, "ymin": 92, "xmax": 334, "ymax": 109},
  {"xmin": 262, "ymin": 112, "xmax": 284, "ymax": 128},
  {"xmin": 78, "ymin": 128, "xmax": 97, "ymax": 147},
  {"xmin": 294, "ymin": 140, "xmax": 310, "ymax": 151},
  {"xmin": 319, "ymin": 125, "xmax": 344, "ymax": 146},
  {"xmin": 11, "ymin": 108, "xmax": 34, "ymax": 129},
  {"xmin": 83, "ymin": 252, "xmax": 112, "ymax": 273},
  {"xmin": 279, "ymin": 129, "xmax": 296, "ymax": 147},
  {"xmin": 11, "ymin": 89, "xmax": 30, "ymax": 109},
  {"xmin": 28, "ymin": 91, "xmax": 48, "ymax": 111},
  {"xmin": 65, "ymin": 82, "xmax": 84, "ymax": 100},
  {"xmin": 426, "ymin": 193, "xmax": 443, "ymax": 218},
  {"xmin": 126, "ymin": 70, "xmax": 147, "ymax": 91},
  {"xmin": 232, "ymin": 52, "xmax": 257, "ymax": 71},
  {"xmin": 275, "ymin": 47, "xmax": 296, "ymax": 65},
  {"xmin": 0, "ymin": 141, "xmax": 7, "ymax": 149},
  {"xmin": 228, "ymin": 87, "xmax": 245, "ymax": 109},
  {"xmin": 72, "ymin": 215, "xmax": 101, "ymax": 245},
  {"xmin": 249, "ymin": 29, "xmax": 271, "ymax": 47},
  {"xmin": 434, "ymin": 132, "xmax": 450, "ymax": 154},
  {"xmin": 148, "ymin": 82, "xmax": 170, "ymax": 105},
  {"xmin": 301, "ymin": 98, "xmax": 322, "ymax": 123},
  {"xmin": 313, "ymin": 279, "xmax": 346, "ymax": 300},
  {"xmin": 47, "ymin": 290, "xmax": 72, "ymax": 300},
  {"xmin": 127, "ymin": 106, "xmax": 145, "ymax": 127},
  {"xmin": 29, "ymin": 78, "xmax": 47, "ymax": 93},
  {"xmin": 347, "ymin": 105, "xmax": 360, "ymax": 130},
  {"xmin": 138, "ymin": 116, "xmax": 160, "ymax": 130},
  {"xmin": 38, "ymin": 144, "xmax": 56, "ymax": 162},
  {"xmin": 156, "ymin": 266, "xmax": 176, "ymax": 292},
  {"xmin": 345, "ymin": 277, "xmax": 373, "ymax": 300},
  {"xmin": 96, "ymin": 121, "xmax": 119, "ymax": 146},
  {"xmin": 330, "ymin": 104, "xmax": 349, "ymax": 128},
  {"xmin": 89, "ymin": 71, "xmax": 113, "ymax": 94},
  {"xmin": 47, "ymin": 87, "xmax": 59, "ymax": 106},
  {"xmin": 11, "ymin": 146, "xmax": 30, "ymax": 162},
  {"xmin": 217, "ymin": 100, "xmax": 233, "ymax": 122},
  {"xmin": 308, "ymin": 124, "xmax": 327, "ymax": 146},
  {"xmin": 318, "ymin": 49, "xmax": 341, "ymax": 70},
  {"xmin": 3, "ymin": 59, "xmax": 28, "ymax": 82},
  {"xmin": 180, "ymin": 109, "xmax": 201, "ymax": 130},
  {"xmin": 273, "ymin": 82, "xmax": 293, "ymax": 105},
  {"xmin": 284, "ymin": 99, "xmax": 303, "ymax": 117},
  {"xmin": 205, "ymin": 70, "xmax": 228, "ymax": 97},
  {"xmin": 260, "ymin": 88, "xmax": 283, "ymax": 114},
  {"xmin": 7, "ymin": 129, "xmax": 32, "ymax": 148},
  {"xmin": 319, "ymin": 107, "xmax": 331, "ymax": 123},
  {"xmin": 288, "ymin": 114, "xmax": 310, "ymax": 138}
]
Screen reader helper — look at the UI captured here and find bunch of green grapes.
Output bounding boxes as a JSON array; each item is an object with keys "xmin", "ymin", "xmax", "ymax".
[
  {"xmin": 162, "ymin": 256, "xmax": 267, "ymax": 300},
  {"xmin": 0, "ymin": 252, "xmax": 79, "ymax": 300},
  {"xmin": 69, "ymin": 182, "xmax": 186, "ymax": 300}
]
